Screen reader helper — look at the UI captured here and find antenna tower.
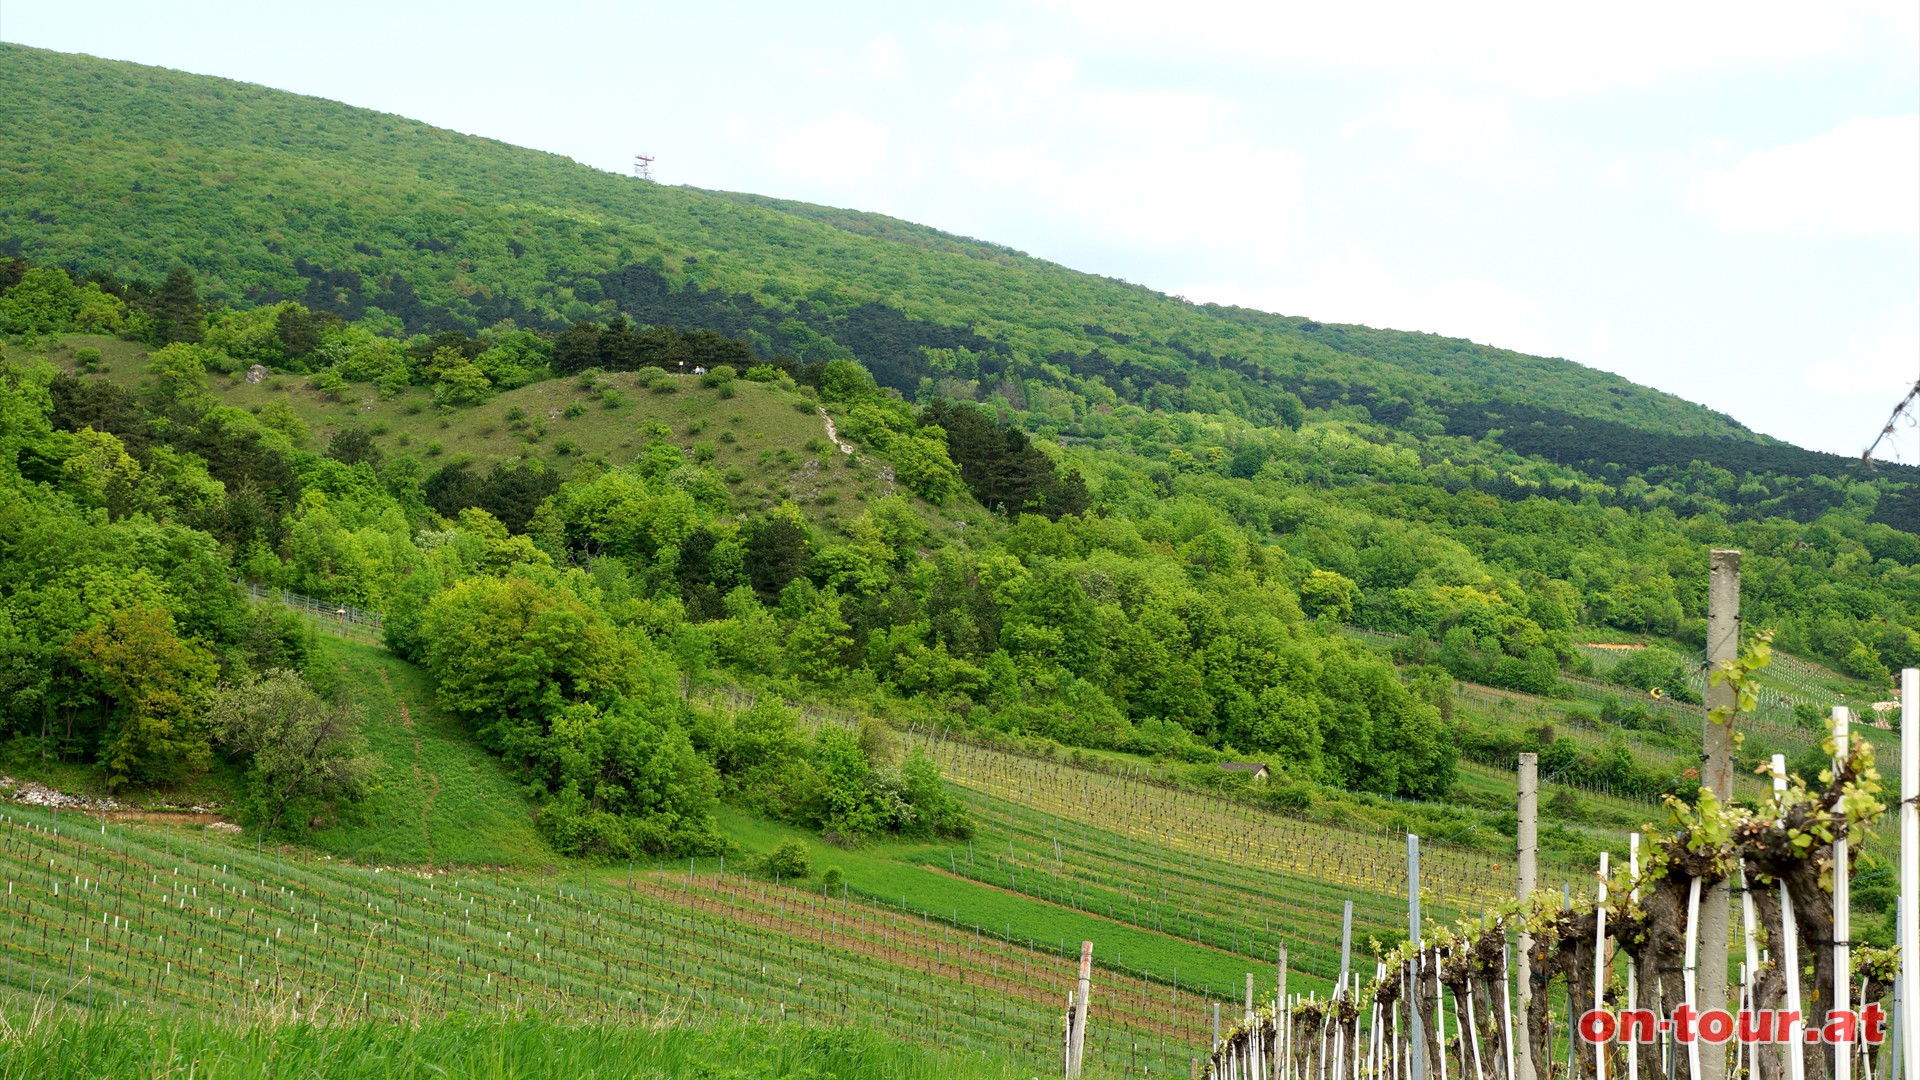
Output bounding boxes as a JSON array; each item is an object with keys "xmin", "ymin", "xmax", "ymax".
[{"xmin": 632, "ymin": 153, "xmax": 655, "ymax": 182}]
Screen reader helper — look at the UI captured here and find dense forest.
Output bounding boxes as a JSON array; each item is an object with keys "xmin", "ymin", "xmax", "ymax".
[{"xmin": 1, "ymin": 44, "xmax": 1917, "ymax": 856}]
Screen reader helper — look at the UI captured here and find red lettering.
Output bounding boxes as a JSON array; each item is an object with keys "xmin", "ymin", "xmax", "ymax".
[
  {"xmin": 1579, "ymin": 1009, "xmax": 1618, "ymax": 1044},
  {"xmin": 1738, "ymin": 1009, "xmax": 1774, "ymax": 1043},
  {"xmin": 1698, "ymin": 1009, "xmax": 1734, "ymax": 1044},
  {"xmin": 1619, "ymin": 1009, "xmax": 1659, "ymax": 1043},
  {"xmin": 1674, "ymin": 1005, "xmax": 1697, "ymax": 1044},
  {"xmin": 1864, "ymin": 1003, "xmax": 1889, "ymax": 1045},
  {"xmin": 1823, "ymin": 1011, "xmax": 1856, "ymax": 1045}
]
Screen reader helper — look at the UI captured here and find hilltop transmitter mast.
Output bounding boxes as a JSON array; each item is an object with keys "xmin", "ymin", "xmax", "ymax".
[{"xmin": 632, "ymin": 153, "xmax": 656, "ymax": 181}]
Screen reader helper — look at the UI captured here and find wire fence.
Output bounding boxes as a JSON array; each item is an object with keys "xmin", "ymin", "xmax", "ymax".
[{"xmin": 238, "ymin": 581, "xmax": 384, "ymax": 642}]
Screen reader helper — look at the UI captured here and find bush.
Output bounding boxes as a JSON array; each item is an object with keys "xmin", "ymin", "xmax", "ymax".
[
  {"xmin": 762, "ymin": 838, "xmax": 811, "ymax": 880},
  {"xmin": 75, "ymin": 346, "xmax": 102, "ymax": 371},
  {"xmin": 821, "ymin": 866, "xmax": 844, "ymax": 894},
  {"xmin": 563, "ymin": 401, "xmax": 587, "ymax": 419},
  {"xmin": 700, "ymin": 364, "xmax": 737, "ymax": 388}
]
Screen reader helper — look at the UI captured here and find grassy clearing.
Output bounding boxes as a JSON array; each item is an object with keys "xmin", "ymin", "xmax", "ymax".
[{"xmin": 300, "ymin": 636, "xmax": 550, "ymax": 868}]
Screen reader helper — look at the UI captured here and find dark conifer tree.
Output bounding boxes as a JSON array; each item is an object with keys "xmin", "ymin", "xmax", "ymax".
[{"xmin": 150, "ymin": 266, "xmax": 203, "ymax": 344}]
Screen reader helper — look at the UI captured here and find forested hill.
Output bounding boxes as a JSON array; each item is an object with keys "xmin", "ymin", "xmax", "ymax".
[
  {"xmin": 7, "ymin": 39, "xmax": 1920, "ymax": 868},
  {"xmin": 0, "ymin": 43, "xmax": 1792, "ymax": 453}
]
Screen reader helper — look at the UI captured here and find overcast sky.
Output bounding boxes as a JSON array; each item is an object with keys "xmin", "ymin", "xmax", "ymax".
[{"xmin": 5, "ymin": 1, "xmax": 1916, "ymax": 456}]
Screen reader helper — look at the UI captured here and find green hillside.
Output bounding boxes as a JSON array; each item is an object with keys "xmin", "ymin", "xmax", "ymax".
[
  {"xmin": 10, "ymin": 43, "xmax": 1902, "ymax": 482},
  {"xmin": 0, "ymin": 43, "xmax": 1915, "ymax": 1074}
]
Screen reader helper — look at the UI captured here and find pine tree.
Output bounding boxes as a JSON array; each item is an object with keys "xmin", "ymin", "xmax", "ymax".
[{"xmin": 149, "ymin": 266, "xmax": 203, "ymax": 344}]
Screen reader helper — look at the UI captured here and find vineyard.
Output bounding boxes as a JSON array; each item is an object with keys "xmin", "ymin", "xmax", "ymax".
[
  {"xmin": 2, "ymin": 592, "xmax": 1904, "ymax": 1077},
  {"xmin": 0, "ymin": 800, "xmax": 1210, "ymax": 1074},
  {"xmin": 0, "ymin": 653, "xmax": 1619, "ymax": 1078},
  {"xmin": 1203, "ymin": 658, "xmax": 1907, "ymax": 1080}
]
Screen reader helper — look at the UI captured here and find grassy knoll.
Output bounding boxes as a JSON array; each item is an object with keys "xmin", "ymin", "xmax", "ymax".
[{"xmin": 38, "ymin": 334, "xmax": 985, "ymax": 540}]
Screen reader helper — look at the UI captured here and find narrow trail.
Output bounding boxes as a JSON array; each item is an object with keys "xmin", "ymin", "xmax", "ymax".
[
  {"xmin": 378, "ymin": 667, "xmax": 439, "ymax": 865},
  {"xmin": 817, "ymin": 406, "xmax": 854, "ymax": 454}
]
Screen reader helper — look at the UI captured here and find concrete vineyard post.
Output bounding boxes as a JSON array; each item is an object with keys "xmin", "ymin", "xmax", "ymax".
[
  {"xmin": 1516, "ymin": 755, "xmax": 1538, "ymax": 1080},
  {"xmin": 1834, "ymin": 706, "xmax": 1852, "ymax": 1080},
  {"xmin": 1627, "ymin": 832, "xmax": 1641, "ymax": 1080},
  {"xmin": 1500, "ymin": 941, "xmax": 1516, "ymax": 1080},
  {"xmin": 1884, "ymin": 900, "xmax": 1903, "ymax": 1080},
  {"xmin": 1772, "ymin": 753, "xmax": 1807, "ymax": 1080},
  {"xmin": 1596, "ymin": 851, "xmax": 1610, "ymax": 1080},
  {"xmin": 1336, "ymin": 900, "xmax": 1353, "ymax": 1080},
  {"xmin": 1903, "ymin": 668, "xmax": 1919, "ymax": 1080},
  {"xmin": 1280, "ymin": 943, "xmax": 1290, "ymax": 1080},
  {"xmin": 1409, "ymin": 834, "xmax": 1425, "ymax": 1080},
  {"xmin": 1684, "ymin": 873, "xmax": 1704, "ymax": 1080},
  {"xmin": 1699, "ymin": 548, "xmax": 1740, "ymax": 1080}
]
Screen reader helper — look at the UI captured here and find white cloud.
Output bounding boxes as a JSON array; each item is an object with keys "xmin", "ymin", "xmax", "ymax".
[
  {"xmin": 1342, "ymin": 93, "xmax": 1513, "ymax": 163},
  {"xmin": 1177, "ymin": 249, "xmax": 1559, "ymax": 357},
  {"xmin": 1339, "ymin": 90, "xmax": 1554, "ymax": 197},
  {"xmin": 772, "ymin": 110, "xmax": 890, "ymax": 186},
  {"xmin": 1697, "ymin": 116, "xmax": 1920, "ymax": 237},
  {"xmin": 864, "ymin": 35, "xmax": 903, "ymax": 80},
  {"xmin": 964, "ymin": 139, "xmax": 1304, "ymax": 253},
  {"xmin": 941, "ymin": 55, "xmax": 1302, "ymax": 256},
  {"xmin": 1042, "ymin": 0, "xmax": 1881, "ymax": 94},
  {"xmin": 1809, "ymin": 302, "xmax": 1920, "ymax": 396}
]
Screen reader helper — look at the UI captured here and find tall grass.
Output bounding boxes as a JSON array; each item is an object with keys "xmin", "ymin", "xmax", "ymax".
[{"xmin": 0, "ymin": 1007, "xmax": 1044, "ymax": 1079}]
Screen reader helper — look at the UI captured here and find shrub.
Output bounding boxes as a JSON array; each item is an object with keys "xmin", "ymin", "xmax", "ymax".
[
  {"xmin": 762, "ymin": 838, "xmax": 811, "ymax": 880},
  {"xmin": 75, "ymin": 346, "xmax": 102, "ymax": 371},
  {"xmin": 564, "ymin": 401, "xmax": 587, "ymax": 419}
]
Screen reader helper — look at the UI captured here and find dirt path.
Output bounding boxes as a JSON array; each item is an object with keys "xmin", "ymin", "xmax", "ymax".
[{"xmin": 817, "ymin": 407, "xmax": 854, "ymax": 455}]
